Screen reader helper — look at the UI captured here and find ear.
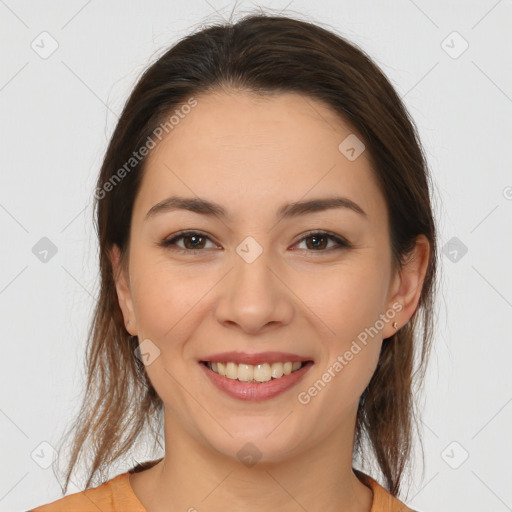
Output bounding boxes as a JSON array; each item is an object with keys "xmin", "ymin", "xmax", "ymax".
[
  {"xmin": 382, "ymin": 234, "xmax": 431, "ymax": 339},
  {"xmin": 110, "ymin": 244, "xmax": 138, "ymax": 336}
]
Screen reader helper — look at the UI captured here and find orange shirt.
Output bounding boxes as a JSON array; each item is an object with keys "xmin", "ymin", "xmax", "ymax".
[{"xmin": 29, "ymin": 469, "xmax": 414, "ymax": 512}]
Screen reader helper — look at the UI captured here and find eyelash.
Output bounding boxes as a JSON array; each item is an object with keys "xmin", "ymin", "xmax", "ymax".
[{"xmin": 159, "ymin": 230, "xmax": 352, "ymax": 255}]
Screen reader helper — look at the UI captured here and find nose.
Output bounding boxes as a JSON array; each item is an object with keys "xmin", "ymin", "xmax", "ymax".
[{"xmin": 214, "ymin": 247, "xmax": 294, "ymax": 335}]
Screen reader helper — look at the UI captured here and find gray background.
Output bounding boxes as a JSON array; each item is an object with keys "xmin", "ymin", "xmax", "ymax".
[{"xmin": 1, "ymin": 1, "xmax": 511, "ymax": 511}]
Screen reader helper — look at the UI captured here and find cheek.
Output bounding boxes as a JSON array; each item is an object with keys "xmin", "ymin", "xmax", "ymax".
[
  {"xmin": 303, "ymin": 262, "xmax": 386, "ymax": 390},
  {"xmin": 130, "ymin": 259, "xmax": 212, "ymax": 341},
  {"xmin": 129, "ymin": 264, "xmax": 211, "ymax": 417},
  {"xmin": 305, "ymin": 260, "xmax": 389, "ymax": 338}
]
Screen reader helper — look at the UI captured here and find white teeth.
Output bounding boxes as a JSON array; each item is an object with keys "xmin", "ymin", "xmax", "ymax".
[
  {"xmin": 225, "ymin": 362, "xmax": 238, "ymax": 379},
  {"xmin": 270, "ymin": 362, "xmax": 284, "ymax": 379},
  {"xmin": 254, "ymin": 363, "xmax": 271, "ymax": 382},
  {"xmin": 207, "ymin": 360, "xmax": 306, "ymax": 382},
  {"xmin": 238, "ymin": 364, "xmax": 253, "ymax": 382}
]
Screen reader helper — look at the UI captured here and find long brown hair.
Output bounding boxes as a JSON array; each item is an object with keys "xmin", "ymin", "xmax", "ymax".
[{"xmin": 55, "ymin": 10, "xmax": 438, "ymax": 499}]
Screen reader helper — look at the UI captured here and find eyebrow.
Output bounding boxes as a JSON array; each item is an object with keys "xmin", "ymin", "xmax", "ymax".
[{"xmin": 144, "ymin": 195, "xmax": 367, "ymax": 222}]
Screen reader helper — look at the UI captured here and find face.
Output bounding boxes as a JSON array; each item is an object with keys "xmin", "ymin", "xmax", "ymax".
[{"xmin": 111, "ymin": 91, "xmax": 425, "ymax": 465}]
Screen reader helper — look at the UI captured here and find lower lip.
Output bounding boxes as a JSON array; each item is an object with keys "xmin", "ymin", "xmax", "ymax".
[{"xmin": 200, "ymin": 362, "xmax": 313, "ymax": 401}]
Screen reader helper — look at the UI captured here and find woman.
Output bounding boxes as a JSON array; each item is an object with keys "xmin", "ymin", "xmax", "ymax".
[{"xmin": 30, "ymin": 11, "xmax": 437, "ymax": 512}]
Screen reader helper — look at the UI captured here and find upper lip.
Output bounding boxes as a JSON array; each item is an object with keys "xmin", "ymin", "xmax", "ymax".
[{"xmin": 200, "ymin": 351, "xmax": 313, "ymax": 365}]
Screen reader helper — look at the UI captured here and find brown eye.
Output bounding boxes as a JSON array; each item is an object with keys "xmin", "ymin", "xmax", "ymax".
[
  {"xmin": 304, "ymin": 234, "xmax": 329, "ymax": 250},
  {"xmin": 180, "ymin": 233, "xmax": 206, "ymax": 250},
  {"xmin": 161, "ymin": 231, "xmax": 218, "ymax": 253},
  {"xmin": 294, "ymin": 231, "xmax": 351, "ymax": 252},
  {"xmin": 159, "ymin": 230, "xmax": 351, "ymax": 256}
]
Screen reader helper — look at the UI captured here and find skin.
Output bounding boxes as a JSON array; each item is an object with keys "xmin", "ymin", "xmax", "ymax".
[{"xmin": 111, "ymin": 90, "xmax": 430, "ymax": 512}]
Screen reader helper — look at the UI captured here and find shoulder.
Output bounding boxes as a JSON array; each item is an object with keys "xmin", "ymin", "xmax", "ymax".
[
  {"xmin": 28, "ymin": 472, "xmax": 146, "ymax": 512},
  {"xmin": 354, "ymin": 469, "xmax": 417, "ymax": 512}
]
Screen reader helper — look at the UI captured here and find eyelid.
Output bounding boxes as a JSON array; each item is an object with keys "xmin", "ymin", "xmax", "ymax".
[
  {"xmin": 160, "ymin": 229, "xmax": 352, "ymax": 254},
  {"xmin": 292, "ymin": 229, "xmax": 351, "ymax": 250},
  {"xmin": 160, "ymin": 230, "xmax": 220, "ymax": 252}
]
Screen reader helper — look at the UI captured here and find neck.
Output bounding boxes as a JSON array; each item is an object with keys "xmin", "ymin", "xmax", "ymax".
[{"xmin": 130, "ymin": 409, "xmax": 373, "ymax": 512}]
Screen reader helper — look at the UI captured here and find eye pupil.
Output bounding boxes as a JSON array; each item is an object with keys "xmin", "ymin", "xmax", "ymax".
[
  {"xmin": 185, "ymin": 234, "xmax": 204, "ymax": 249},
  {"xmin": 163, "ymin": 230, "xmax": 347, "ymax": 255},
  {"xmin": 307, "ymin": 235, "xmax": 327, "ymax": 250}
]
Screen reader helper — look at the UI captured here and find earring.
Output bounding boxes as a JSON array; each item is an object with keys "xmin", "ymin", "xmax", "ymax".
[{"xmin": 393, "ymin": 322, "xmax": 398, "ymax": 330}]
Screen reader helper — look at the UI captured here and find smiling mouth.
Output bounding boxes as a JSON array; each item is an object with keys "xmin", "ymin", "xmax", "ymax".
[{"xmin": 201, "ymin": 360, "xmax": 312, "ymax": 383}]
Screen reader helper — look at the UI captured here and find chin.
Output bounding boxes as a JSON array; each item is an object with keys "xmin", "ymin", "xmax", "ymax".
[{"xmin": 202, "ymin": 422, "xmax": 306, "ymax": 466}]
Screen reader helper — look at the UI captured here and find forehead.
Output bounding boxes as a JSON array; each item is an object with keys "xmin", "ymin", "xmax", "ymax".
[{"xmin": 134, "ymin": 91, "xmax": 387, "ymax": 225}]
